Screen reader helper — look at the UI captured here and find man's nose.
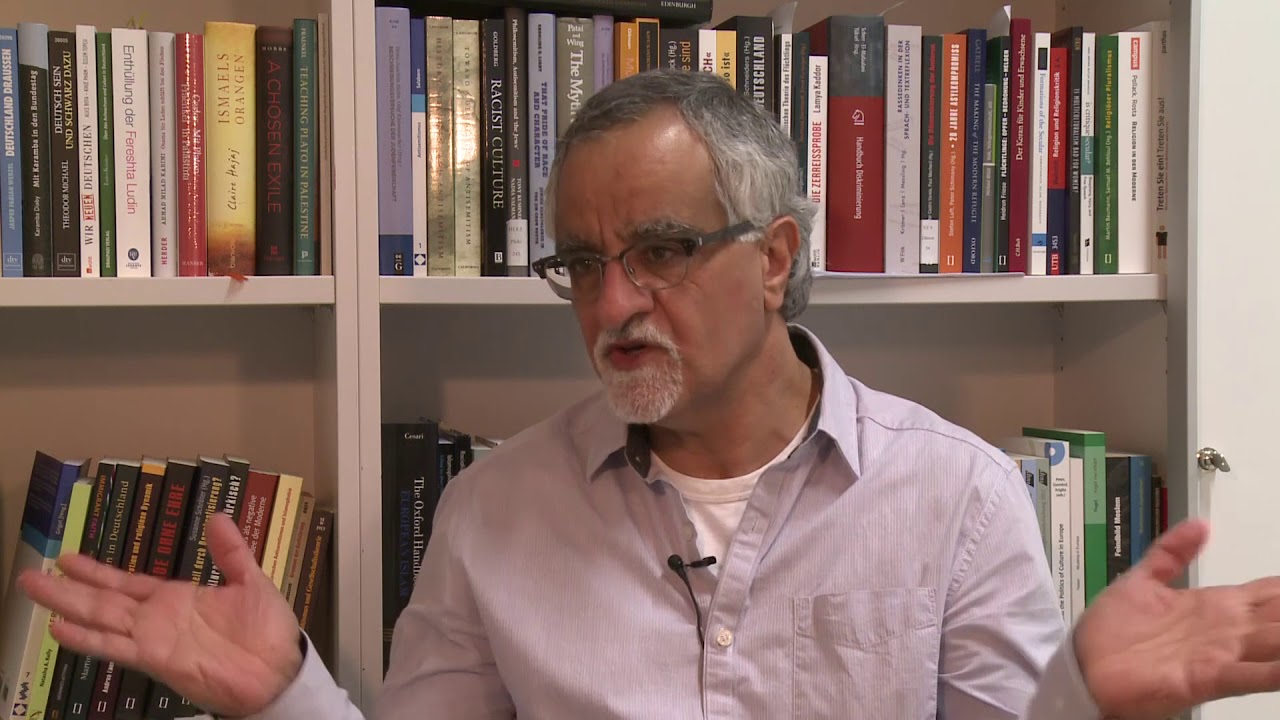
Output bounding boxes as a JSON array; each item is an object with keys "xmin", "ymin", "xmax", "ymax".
[{"xmin": 594, "ymin": 258, "xmax": 653, "ymax": 329}]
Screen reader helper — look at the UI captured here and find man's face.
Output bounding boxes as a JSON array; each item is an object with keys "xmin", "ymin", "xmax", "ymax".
[{"xmin": 551, "ymin": 107, "xmax": 788, "ymax": 426}]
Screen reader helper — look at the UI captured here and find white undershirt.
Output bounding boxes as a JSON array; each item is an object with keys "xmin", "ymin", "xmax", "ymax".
[{"xmin": 652, "ymin": 403, "xmax": 814, "ymax": 573}]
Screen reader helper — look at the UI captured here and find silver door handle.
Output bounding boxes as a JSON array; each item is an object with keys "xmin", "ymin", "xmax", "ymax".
[{"xmin": 1197, "ymin": 447, "xmax": 1231, "ymax": 473}]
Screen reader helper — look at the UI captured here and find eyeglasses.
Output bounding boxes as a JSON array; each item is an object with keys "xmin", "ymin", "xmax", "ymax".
[{"xmin": 531, "ymin": 220, "xmax": 758, "ymax": 301}]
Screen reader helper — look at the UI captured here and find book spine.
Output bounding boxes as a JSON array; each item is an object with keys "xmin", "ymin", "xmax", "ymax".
[
  {"xmin": 454, "ymin": 19, "xmax": 482, "ymax": 277},
  {"xmin": 615, "ymin": 22, "xmax": 638, "ymax": 80},
  {"xmin": 48, "ymin": 30, "xmax": 81, "ymax": 277},
  {"xmin": 317, "ymin": 14, "xmax": 333, "ymax": 277},
  {"xmin": 806, "ymin": 55, "xmax": 826, "ymax": 273},
  {"xmin": 504, "ymin": 8, "xmax": 528, "ymax": 276},
  {"xmin": 527, "ymin": 13, "xmax": 555, "ymax": 266},
  {"xmin": 1146, "ymin": 23, "xmax": 1170, "ymax": 273},
  {"xmin": 1047, "ymin": 47, "xmax": 1067, "ymax": 275},
  {"xmin": 18, "ymin": 22, "xmax": 52, "ymax": 276},
  {"xmin": 204, "ymin": 21, "xmax": 256, "ymax": 277},
  {"xmin": 293, "ymin": 19, "xmax": 317, "ymax": 275},
  {"xmin": 111, "ymin": 28, "xmax": 151, "ymax": 277},
  {"xmin": 776, "ymin": 32, "xmax": 792, "ymax": 141},
  {"xmin": 149, "ymin": 31, "xmax": 177, "ymax": 277},
  {"xmin": 255, "ymin": 26, "xmax": 293, "ymax": 275},
  {"xmin": 1029, "ymin": 33, "xmax": 1050, "ymax": 275},
  {"xmin": 1053, "ymin": 28, "xmax": 1083, "ymax": 274},
  {"xmin": 425, "ymin": 15, "xmax": 455, "ymax": 276},
  {"xmin": 94, "ymin": 33, "xmax": 115, "ymax": 277},
  {"xmin": 555, "ymin": 17, "xmax": 592, "ymax": 139},
  {"xmin": 884, "ymin": 25, "xmax": 920, "ymax": 275},
  {"xmin": 1007, "ymin": 19, "xmax": 1032, "ymax": 273},
  {"xmin": 938, "ymin": 33, "xmax": 965, "ymax": 273},
  {"xmin": 0, "ymin": 29, "xmax": 22, "ymax": 277},
  {"xmin": 636, "ymin": 18, "xmax": 659, "ymax": 72},
  {"xmin": 481, "ymin": 18, "xmax": 507, "ymax": 276},
  {"xmin": 205, "ymin": 468, "xmax": 242, "ymax": 587},
  {"xmin": 262, "ymin": 473, "xmax": 303, "ymax": 590},
  {"xmin": 1079, "ymin": 32, "xmax": 1096, "ymax": 274},
  {"xmin": 980, "ymin": 35, "xmax": 1001, "ymax": 274},
  {"xmin": 1116, "ymin": 31, "xmax": 1152, "ymax": 274},
  {"xmin": 735, "ymin": 17, "xmax": 774, "ymax": 117},
  {"xmin": 281, "ymin": 493, "xmax": 316, "ymax": 607},
  {"xmin": 918, "ymin": 36, "xmax": 941, "ymax": 272},
  {"xmin": 697, "ymin": 28, "xmax": 716, "ymax": 75},
  {"xmin": 409, "ymin": 18, "xmax": 427, "ymax": 277},
  {"xmin": 176, "ymin": 32, "xmax": 206, "ymax": 276},
  {"xmin": 293, "ymin": 509, "xmax": 333, "ymax": 630},
  {"xmin": 1094, "ymin": 34, "xmax": 1118, "ymax": 274},
  {"xmin": 960, "ymin": 29, "xmax": 985, "ymax": 273},
  {"xmin": 236, "ymin": 470, "xmax": 277, "ymax": 568},
  {"xmin": 75, "ymin": 26, "xmax": 99, "ymax": 278},
  {"xmin": 1106, "ymin": 455, "xmax": 1131, "ymax": 582},
  {"xmin": 790, "ymin": 32, "xmax": 810, "ymax": 192},
  {"xmin": 592, "ymin": 14, "xmax": 613, "ymax": 93}
]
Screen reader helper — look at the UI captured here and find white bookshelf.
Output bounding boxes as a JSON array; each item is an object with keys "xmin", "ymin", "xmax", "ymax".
[
  {"xmin": 0, "ymin": 276, "xmax": 336, "ymax": 307},
  {"xmin": 380, "ymin": 273, "xmax": 1167, "ymax": 305}
]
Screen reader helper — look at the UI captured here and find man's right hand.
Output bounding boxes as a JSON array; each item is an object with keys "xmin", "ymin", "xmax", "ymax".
[{"xmin": 18, "ymin": 512, "xmax": 304, "ymax": 718}]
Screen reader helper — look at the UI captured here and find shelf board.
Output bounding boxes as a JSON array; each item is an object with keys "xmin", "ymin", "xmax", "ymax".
[
  {"xmin": 0, "ymin": 276, "xmax": 335, "ymax": 308},
  {"xmin": 379, "ymin": 273, "xmax": 1167, "ymax": 306}
]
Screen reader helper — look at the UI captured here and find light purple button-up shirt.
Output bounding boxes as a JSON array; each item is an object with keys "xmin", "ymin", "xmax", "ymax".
[{"xmin": 250, "ymin": 325, "xmax": 1102, "ymax": 719}]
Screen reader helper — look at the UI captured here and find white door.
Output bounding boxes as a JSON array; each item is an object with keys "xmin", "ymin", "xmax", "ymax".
[{"xmin": 1182, "ymin": 0, "xmax": 1280, "ymax": 718}]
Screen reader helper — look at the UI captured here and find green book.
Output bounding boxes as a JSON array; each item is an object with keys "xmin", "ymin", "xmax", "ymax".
[
  {"xmin": 28, "ymin": 477, "xmax": 94, "ymax": 718},
  {"xmin": 95, "ymin": 32, "xmax": 116, "ymax": 277},
  {"xmin": 293, "ymin": 18, "xmax": 318, "ymax": 275},
  {"xmin": 1023, "ymin": 426, "xmax": 1107, "ymax": 605},
  {"xmin": 1094, "ymin": 34, "xmax": 1118, "ymax": 274}
]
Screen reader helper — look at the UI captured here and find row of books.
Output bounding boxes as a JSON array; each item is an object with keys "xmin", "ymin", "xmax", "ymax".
[
  {"xmin": 0, "ymin": 16, "xmax": 335, "ymax": 280},
  {"xmin": 0, "ymin": 451, "xmax": 333, "ymax": 720},
  {"xmin": 1000, "ymin": 427, "xmax": 1166, "ymax": 625},
  {"xmin": 373, "ymin": 2, "xmax": 1169, "ymax": 280},
  {"xmin": 380, "ymin": 419, "xmax": 498, "ymax": 672}
]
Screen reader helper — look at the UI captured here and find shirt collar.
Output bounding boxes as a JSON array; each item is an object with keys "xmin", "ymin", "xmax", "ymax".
[{"xmin": 576, "ymin": 324, "xmax": 862, "ymax": 485}]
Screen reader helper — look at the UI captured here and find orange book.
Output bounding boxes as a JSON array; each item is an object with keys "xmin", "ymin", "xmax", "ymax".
[
  {"xmin": 614, "ymin": 21, "xmax": 638, "ymax": 79},
  {"xmin": 939, "ymin": 33, "xmax": 966, "ymax": 273}
]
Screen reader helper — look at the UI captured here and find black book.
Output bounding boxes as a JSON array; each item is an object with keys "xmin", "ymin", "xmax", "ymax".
[
  {"xmin": 481, "ymin": 18, "xmax": 507, "ymax": 276},
  {"xmin": 47, "ymin": 30, "xmax": 79, "ymax": 276}
]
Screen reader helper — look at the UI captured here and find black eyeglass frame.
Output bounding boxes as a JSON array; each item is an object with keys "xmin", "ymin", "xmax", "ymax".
[{"xmin": 530, "ymin": 220, "xmax": 761, "ymax": 301}]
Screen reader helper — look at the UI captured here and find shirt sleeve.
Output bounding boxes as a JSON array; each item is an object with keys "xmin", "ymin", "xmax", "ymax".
[
  {"xmin": 937, "ymin": 464, "xmax": 1101, "ymax": 720},
  {"xmin": 242, "ymin": 632, "xmax": 366, "ymax": 720}
]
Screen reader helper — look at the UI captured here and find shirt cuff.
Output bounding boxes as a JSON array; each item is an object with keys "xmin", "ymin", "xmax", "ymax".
[
  {"xmin": 1025, "ymin": 628, "xmax": 1103, "ymax": 719},
  {"xmin": 241, "ymin": 631, "xmax": 359, "ymax": 720}
]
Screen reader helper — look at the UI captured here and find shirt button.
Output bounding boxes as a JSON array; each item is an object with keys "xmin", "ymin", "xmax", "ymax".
[{"xmin": 715, "ymin": 628, "xmax": 733, "ymax": 647}]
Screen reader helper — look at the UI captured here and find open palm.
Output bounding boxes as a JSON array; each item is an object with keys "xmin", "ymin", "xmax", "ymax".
[
  {"xmin": 1074, "ymin": 518, "xmax": 1280, "ymax": 720},
  {"xmin": 19, "ymin": 513, "xmax": 304, "ymax": 718}
]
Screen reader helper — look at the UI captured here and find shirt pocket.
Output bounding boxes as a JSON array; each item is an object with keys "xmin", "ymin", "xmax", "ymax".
[{"xmin": 792, "ymin": 588, "xmax": 940, "ymax": 720}]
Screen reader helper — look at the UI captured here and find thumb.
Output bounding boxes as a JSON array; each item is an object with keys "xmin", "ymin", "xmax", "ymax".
[
  {"xmin": 1135, "ymin": 517, "xmax": 1210, "ymax": 586},
  {"xmin": 206, "ymin": 512, "xmax": 264, "ymax": 586}
]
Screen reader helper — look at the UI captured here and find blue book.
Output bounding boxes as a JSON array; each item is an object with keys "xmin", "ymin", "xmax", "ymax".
[
  {"xmin": 375, "ymin": 7, "xmax": 412, "ymax": 275},
  {"xmin": 0, "ymin": 28, "xmax": 23, "ymax": 276}
]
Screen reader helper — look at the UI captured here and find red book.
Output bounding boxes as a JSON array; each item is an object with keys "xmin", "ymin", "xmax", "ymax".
[
  {"xmin": 1007, "ymin": 18, "xmax": 1033, "ymax": 273},
  {"xmin": 177, "ymin": 33, "xmax": 207, "ymax": 275},
  {"xmin": 805, "ymin": 15, "xmax": 886, "ymax": 273}
]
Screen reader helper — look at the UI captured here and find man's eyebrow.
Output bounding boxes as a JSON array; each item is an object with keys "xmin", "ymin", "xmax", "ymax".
[
  {"xmin": 628, "ymin": 218, "xmax": 703, "ymax": 238},
  {"xmin": 555, "ymin": 236, "xmax": 597, "ymax": 253}
]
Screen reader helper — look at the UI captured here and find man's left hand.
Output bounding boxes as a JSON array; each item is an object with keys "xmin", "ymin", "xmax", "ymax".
[{"xmin": 1074, "ymin": 518, "xmax": 1280, "ymax": 719}]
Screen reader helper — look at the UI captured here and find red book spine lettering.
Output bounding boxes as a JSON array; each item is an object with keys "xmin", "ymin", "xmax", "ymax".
[{"xmin": 177, "ymin": 33, "xmax": 206, "ymax": 276}]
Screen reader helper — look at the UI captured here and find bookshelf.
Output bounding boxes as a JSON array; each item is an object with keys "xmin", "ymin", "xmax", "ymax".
[{"xmin": 0, "ymin": 276, "xmax": 337, "ymax": 307}]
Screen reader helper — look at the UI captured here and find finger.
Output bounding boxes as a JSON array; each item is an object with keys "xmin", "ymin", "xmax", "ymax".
[
  {"xmin": 49, "ymin": 618, "xmax": 141, "ymax": 670},
  {"xmin": 1207, "ymin": 660, "xmax": 1280, "ymax": 701},
  {"xmin": 20, "ymin": 570, "xmax": 141, "ymax": 636},
  {"xmin": 56, "ymin": 552, "xmax": 161, "ymax": 601},
  {"xmin": 1243, "ymin": 625, "xmax": 1280, "ymax": 663},
  {"xmin": 1244, "ymin": 577, "xmax": 1280, "ymax": 612},
  {"xmin": 1134, "ymin": 518, "xmax": 1210, "ymax": 586},
  {"xmin": 206, "ymin": 512, "xmax": 264, "ymax": 586}
]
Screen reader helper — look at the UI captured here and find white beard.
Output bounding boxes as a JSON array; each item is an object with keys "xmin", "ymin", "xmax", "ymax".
[{"xmin": 593, "ymin": 322, "xmax": 684, "ymax": 424}]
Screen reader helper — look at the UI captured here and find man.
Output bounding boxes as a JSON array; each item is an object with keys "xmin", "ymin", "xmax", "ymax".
[{"xmin": 19, "ymin": 69, "xmax": 1280, "ymax": 719}]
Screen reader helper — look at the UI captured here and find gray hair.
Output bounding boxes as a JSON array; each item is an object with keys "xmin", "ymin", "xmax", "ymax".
[{"xmin": 545, "ymin": 68, "xmax": 817, "ymax": 321}]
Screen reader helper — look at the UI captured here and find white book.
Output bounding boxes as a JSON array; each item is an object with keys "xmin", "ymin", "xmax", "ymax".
[
  {"xmin": 1079, "ymin": 32, "xmax": 1096, "ymax": 274},
  {"xmin": 1115, "ymin": 31, "xmax": 1152, "ymax": 274},
  {"xmin": 1132, "ymin": 20, "xmax": 1170, "ymax": 274},
  {"xmin": 806, "ymin": 55, "xmax": 827, "ymax": 273},
  {"xmin": 75, "ymin": 25, "xmax": 99, "ymax": 277},
  {"xmin": 411, "ymin": 20, "xmax": 428, "ymax": 276},
  {"xmin": 112, "ymin": 28, "xmax": 151, "ymax": 276},
  {"xmin": 698, "ymin": 29, "xmax": 716, "ymax": 75},
  {"xmin": 453, "ymin": 20, "xmax": 481, "ymax": 276},
  {"xmin": 1029, "ymin": 32, "xmax": 1051, "ymax": 275},
  {"xmin": 1000, "ymin": 436, "xmax": 1073, "ymax": 624},
  {"xmin": 884, "ymin": 25, "xmax": 921, "ymax": 274},
  {"xmin": 776, "ymin": 33, "xmax": 792, "ymax": 139},
  {"xmin": 149, "ymin": 31, "xmax": 177, "ymax": 277}
]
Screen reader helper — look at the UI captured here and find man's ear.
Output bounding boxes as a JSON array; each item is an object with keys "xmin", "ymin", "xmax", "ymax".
[{"xmin": 760, "ymin": 216, "xmax": 801, "ymax": 313}]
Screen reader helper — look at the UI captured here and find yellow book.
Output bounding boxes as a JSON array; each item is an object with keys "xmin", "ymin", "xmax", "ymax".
[
  {"xmin": 716, "ymin": 29, "xmax": 736, "ymax": 88},
  {"xmin": 204, "ymin": 21, "xmax": 257, "ymax": 276},
  {"xmin": 261, "ymin": 472, "xmax": 304, "ymax": 590}
]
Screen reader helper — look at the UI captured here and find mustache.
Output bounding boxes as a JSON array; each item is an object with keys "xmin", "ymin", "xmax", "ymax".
[{"xmin": 594, "ymin": 322, "xmax": 680, "ymax": 358}]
